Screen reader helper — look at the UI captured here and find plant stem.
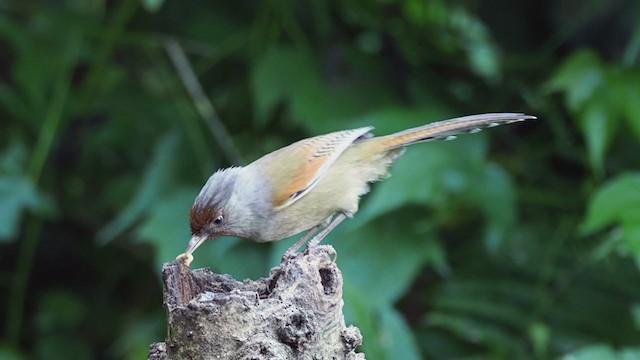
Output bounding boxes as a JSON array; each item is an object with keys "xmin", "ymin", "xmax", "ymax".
[{"xmin": 164, "ymin": 39, "xmax": 244, "ymax": 165}]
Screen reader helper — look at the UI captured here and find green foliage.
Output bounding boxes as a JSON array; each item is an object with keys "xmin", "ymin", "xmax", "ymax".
[
  {"xmin": 548, "ymin": 50, "xmax": 640, "ymax": 175},
  {"xmin": 33, "ymin": 291, "xmax": 93, "ymax": 360},
  {"xmin": 0, "ymin": 143, "xmax": 52, "ymax": 241},
  {"xmin": 97, "ymin": 133, "xmax": 181, "ymax": 245},
  {"xmin": 581, "ymin": 173, "xmax": 640, "ymax": 267},
  {"xmin": 2, "ymin": 0, "xmax": 640, "ymax": 359},
  {"xmin": 562, "ymin": 345, "xmax": 640, "ymax": 360}
]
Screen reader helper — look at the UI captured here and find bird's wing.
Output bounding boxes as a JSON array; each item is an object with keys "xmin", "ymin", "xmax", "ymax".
[{"xmin": 263, "ymin": 126, "xmax": 374, "ymax": 210}]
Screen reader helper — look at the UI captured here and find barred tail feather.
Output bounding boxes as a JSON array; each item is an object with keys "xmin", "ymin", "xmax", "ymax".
[{"xmin": 377, "ymin": 113, "xmax": 536, "ymax": 150}]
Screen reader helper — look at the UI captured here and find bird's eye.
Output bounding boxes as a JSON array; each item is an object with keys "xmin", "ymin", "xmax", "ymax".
[{"xmin": 213, "ymin": 215, "xmax": 224, "ymax": 225}]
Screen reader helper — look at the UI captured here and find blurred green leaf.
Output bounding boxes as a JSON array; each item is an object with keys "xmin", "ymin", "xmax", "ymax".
[
  {"xmin": 402, "ymin": 0, "xmax": 501, "ymax": 79},
  {"xmin": 403, "ymin": 0, "xmax": 449, "ymax": 26},
  {"xmin": 0, "ymin": 83, "xmax": 32, "ymax": 122},
  {"xmin": 203, "ymin": 239, "xmax": 270, "ymax": 280},
  {"xmin": 97, "ymin": 133, "xmax": 180, "ymax": 245},
  {"xmin": 450, "ymin": 6, "xmax": 501, "ymax": 79},
  {"xmin": 0, "ymin": 175, "xmax": 41, "ymax": 241},
  {"xmin": 251, "ymin": 47, "xmax": 313, "ymax": 125},
  {"xmin": 547, "ymin": 50, "xmax": 604, "ymax": 112},
  {"xmin": 581, "ymin": 173, "xmax": 640, "ymax": 265},
  {"xmin": 563, "ymin": 345, "xmax": 617, "ymax": 359},
  {"xmin": 251, "ymin": 46, "xmax": 394, "ymax": 133},
  {"xmin": 547, "ymin": 50, "xmax": 631, "ymax": 173},
  {"xmin": 142, "ymin": 0, "xmax": 165, "ymax": 12},
  {"xmin": 472, "ymin": 163, "xmax": 516, "ymax": 252},
  {"xmin": 343, "ymin": 286, "xmax": 421, "ymax": 360},
  {"xmin": 561, "ymin": 344, "xmax": 640, "ymax": 360},
  {"xmin": 377, "ymin": 307, "xmax": 422, "ymax": 360},
  {"xmin": 35, "ymin": 291, "xmax": 86, "ymax": 332},
  {"xmin": 343, "ymin": 283, "xmax": 385, "ymax": 358},
  {"xmin": 428, "ymin": 277, "xmax": 541, "ymax": 355},
  {"xmin": 0, "ymin": 142, "xmax": 28, "ymax": 175},
  {"xmin": 578, "ymin": 96, "xmax": 619, "ymax": 175},
  {"xmin": 34, "ymin": 290, "xmax": 92, "ymax": 360},
  {"xmin": 0, "ymin": 345, "xmax": 26, "ymax": 360},
  {"xmin": 582, "ymin": 174, "xmax": 640, "ymax": 232},
  {"xmin": 137, "ymin": 187, "xmax": 195, "ymax": 269},
  {"xmin": 336, "ymin": 213, "xmax": 431, "ymax": 308},
  {"xmin": 432, "ymin": 296, "xmax": 530, "ymax": 329},
  {"xmin": 632, "ymin": 304, "xmax": 640, "ymax": 331},
  {"xmin": 337, "ymin": 205, "xmax": 433, "ymax": 358},
  {"xmin": 434, "ymin": 279, "xmax": 539, "ymax": 306},
  {"xmin": 0, "ymin": 143, "xmax": 52, "ymax": 241},
  {"xmin": 617, "ymin": 70, "xmax": 640, "ymax": 142},
  {"xmin": 421, "ymin": 236, "xmax": 451, "ymax": 275},
  {"xmin": 13, "ymin": 47, "xmax": 50, "ymax": 118},
  {"xmin": 110, "ymin": 314, "xmax": 164, "ymax": 360},
  {"xmin": 622, "ymin": 349, "xmax": 640, "ymax": 360},
  {"xmin": 36, "ymin": 336, "xmax": 93, "ymax": 360},
  {"xmin": 427, "ymin": 311, "xmax": 522, "ymax": 352},
  {"xmin": 529, "ymin": 322, "xmax": 550, "ymax": 358}
]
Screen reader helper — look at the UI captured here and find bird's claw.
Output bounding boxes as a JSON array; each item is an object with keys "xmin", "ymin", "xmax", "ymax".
[{"xmin": 281, "ymin": 250, "xmax": 298, "ymax": 262}]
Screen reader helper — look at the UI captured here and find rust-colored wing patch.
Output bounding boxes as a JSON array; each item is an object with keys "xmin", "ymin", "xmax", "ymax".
[{"xmin": 270, "ymin": 126, "xmax": 373, "ymax": 210}]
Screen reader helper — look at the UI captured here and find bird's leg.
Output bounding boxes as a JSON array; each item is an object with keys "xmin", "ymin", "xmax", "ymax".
[
  {"xmin": 283, "ymin": 213, "xmax": 348, "ymax": 259},
  {"xmin": 283, "ymin": 225, "xmax": 322, "ymax": 259},
  {"xmin": 307, "ymin": 213, "xmax": 347, "ymax": 249}
]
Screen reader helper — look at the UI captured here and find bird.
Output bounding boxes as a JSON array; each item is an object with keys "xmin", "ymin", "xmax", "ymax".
[{"xmin": 177, "ymin": 113, "xmax": 535, "ymax": 266}]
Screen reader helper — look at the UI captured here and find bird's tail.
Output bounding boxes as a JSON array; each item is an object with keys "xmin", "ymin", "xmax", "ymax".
[{"xmin": 374, "ymin": 113, "xmax": 536, "ymax": 150}]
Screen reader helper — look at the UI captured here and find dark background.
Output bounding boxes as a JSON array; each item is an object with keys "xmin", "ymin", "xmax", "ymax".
[{"xmin": 2, "ymin": 0, "xmax": 640, "ymax": 359}]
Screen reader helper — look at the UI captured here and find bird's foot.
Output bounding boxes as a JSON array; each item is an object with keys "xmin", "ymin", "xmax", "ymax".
[
  {"xmin": 281, "ymin": 249, "xmax": 299, "ymax": 262},
  {"xmin": 176, "ymin": 252, "xmax": 194, "ymax": 267}
]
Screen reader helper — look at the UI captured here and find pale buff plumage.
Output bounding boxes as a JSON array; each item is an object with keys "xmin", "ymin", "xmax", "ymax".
[{"xmin": 180, "ymin": 113, "xmax": 535, "ymax": 262}]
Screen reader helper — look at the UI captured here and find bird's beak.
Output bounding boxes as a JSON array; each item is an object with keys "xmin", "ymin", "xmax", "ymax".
[{"xmin": 185, "ymin": 234, "xmax": 208, "ymax": 255}]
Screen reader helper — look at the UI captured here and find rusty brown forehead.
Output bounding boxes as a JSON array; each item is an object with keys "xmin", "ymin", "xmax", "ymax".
[{"xmin": 189, "ymin": 205, "xmax": 222, "ymax": 235}]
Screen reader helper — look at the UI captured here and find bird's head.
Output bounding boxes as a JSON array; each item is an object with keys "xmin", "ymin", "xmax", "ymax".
[
  {"xmin": 185, "ymin": 168, "xmax": 239, "ymax": 255},
  {"xmin": 184, "ymin": 166, "xmax": 270, "ymax": 255}
]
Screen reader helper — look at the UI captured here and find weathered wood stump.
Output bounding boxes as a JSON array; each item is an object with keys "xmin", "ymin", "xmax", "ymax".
[{"xmin": 149, "ymin": 245, "xmax": 365, "ymax": 359}]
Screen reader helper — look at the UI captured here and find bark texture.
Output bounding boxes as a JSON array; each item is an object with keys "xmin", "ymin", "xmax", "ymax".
[{"xmin": 149, "ymin": 245, "xmax": 365, "ymax": 360}]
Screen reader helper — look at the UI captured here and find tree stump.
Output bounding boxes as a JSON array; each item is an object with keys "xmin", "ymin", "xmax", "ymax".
[{"xmin": 148, "ymin": 245, "xmax": 365, "ymax": 359}]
